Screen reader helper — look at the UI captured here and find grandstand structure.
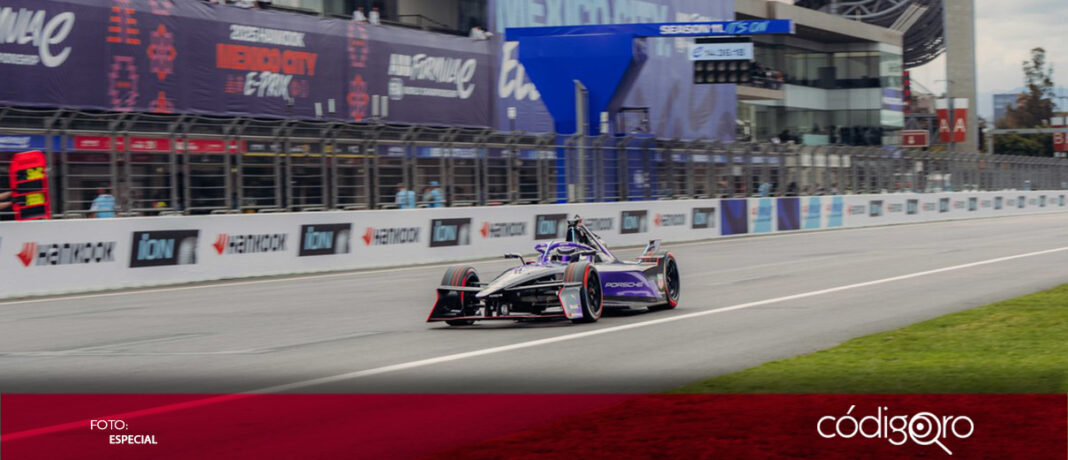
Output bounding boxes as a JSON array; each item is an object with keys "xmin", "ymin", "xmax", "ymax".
[{"xmin": 0, "ymin": 0, "xmax": 1049, "ymax": 219}]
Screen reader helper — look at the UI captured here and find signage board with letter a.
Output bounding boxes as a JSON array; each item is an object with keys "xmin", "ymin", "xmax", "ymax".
[{"xmin": 901, "ymin": 130, "xmax": 929, "ymax": 148}]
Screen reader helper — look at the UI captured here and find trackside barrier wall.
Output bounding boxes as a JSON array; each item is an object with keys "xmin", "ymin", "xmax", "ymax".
[{"xmin": 1, "ymin": 191, "xmax": 1065, "ymax": 299}]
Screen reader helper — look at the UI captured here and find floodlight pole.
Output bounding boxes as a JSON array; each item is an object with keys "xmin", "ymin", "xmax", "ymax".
[{"xmin": 574, "ymin": 79, "xmax": 588, "ymax": 203}]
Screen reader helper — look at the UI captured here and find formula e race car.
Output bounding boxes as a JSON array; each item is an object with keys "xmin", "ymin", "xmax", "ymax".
[{"xmin": 427, "ymin": 217, "xmax": 680, "ymax": 326}]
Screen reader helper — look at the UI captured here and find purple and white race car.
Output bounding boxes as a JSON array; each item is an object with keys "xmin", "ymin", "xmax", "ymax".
[{"xmin": 427, "ymin": 217, "xmax": 680, "ymax": 326}]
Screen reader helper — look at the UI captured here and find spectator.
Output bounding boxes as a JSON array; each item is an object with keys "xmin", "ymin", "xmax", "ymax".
[
  {"xmin": 257, "ymin": 0, "xmax": 272, "ymax": 9},
  {"xmin": 353, "ymin": 7, "xmax": 367, "ymax": 22},
  {"xmin": 424, "ymin": 181, "xmax": 444, "ymax": 208},
  {"xmin": 368, "ymin": 7, "xmax": 380, "ymax": 25},
  {"xmin": 777, "ymin": 129, "xmax": 793, "ymax": 144},
  {"xmin": 90, "ymin": 188, "xmax": 116, "ymax": 218},
  {"xmin": 829, "ymin": 183, "xmax": 840, "ymax": 195},
  {"xmin": 395, "ymin": 184, "xmax": 415, "ymax": 209},
  {"xmin": 786, "ymin": 181, "xmax": 798, "ymax": 197},
  {"xmin": 234, "ymin": 0, "xmax": 255, "ymax": 8},
  {"xmin": 0, "ymin": 191, "xmax": 10, "ymax": 211},
  {"xmin": 469, "ymin": 26, "xmax": 492, "ymax": 40},
  {"xmin": 758, "ymin": 180, "xmax": 771, "ymax": 197}
]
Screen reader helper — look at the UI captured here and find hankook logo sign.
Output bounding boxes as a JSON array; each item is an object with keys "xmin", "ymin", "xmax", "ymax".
[{"xmin": 17, "ymin": 241, "xmax": 116, "ymax": 267}]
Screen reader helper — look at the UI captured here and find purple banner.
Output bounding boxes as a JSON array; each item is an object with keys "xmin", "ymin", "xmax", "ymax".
[
  {"xmin": 0, "ymin": 0, "xmax": 493, "ymax": 126},
  {"xmin": 354, "ymin": 24, "xmax": 493, "ymax": 126},
  {"xmin": 490, "ymin": 0, "xmax": 736, "ymax": 140}
]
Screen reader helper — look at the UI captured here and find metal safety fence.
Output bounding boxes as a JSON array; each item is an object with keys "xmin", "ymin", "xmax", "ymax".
[{"xmin": 1, "ymin": 107, "xmax": 1066, "ymax": 219}]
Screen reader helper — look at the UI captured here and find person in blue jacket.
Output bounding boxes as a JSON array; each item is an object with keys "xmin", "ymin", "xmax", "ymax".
[
  {"xmin": 424, "ymin": 181, "xmax": 444, "ymax": 208},
  {"xmin": 90, "ymin": 188, "xmax": 116, "ymax": 218},
  {"xmin": 395, "ymin": 184, "xmax": 416, "ymax": 209}
]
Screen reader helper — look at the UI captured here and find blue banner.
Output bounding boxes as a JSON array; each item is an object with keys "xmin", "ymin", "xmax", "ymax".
[
  {"xmin": 0, "ymin": 134, "xmax": 65, "ymax": 152},
  {"xmin": 491, "ymin": 0, "xmax": 737, "ymax": 140},
  {"xmin": 505, "ymin": 20, "xmax": 794, "ymax": 39}
]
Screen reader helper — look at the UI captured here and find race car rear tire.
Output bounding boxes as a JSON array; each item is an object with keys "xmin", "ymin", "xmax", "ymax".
[
  {"xmin": 650, "ymin": 252, "xmax": 680, "ymax": 311},
  {"xmin": 440, "ymin": 265, "xmax": 479, "ymax": 326},
  {"xmin": 564, "ymin": 261, "xmax": 602, "ymax": 323}
]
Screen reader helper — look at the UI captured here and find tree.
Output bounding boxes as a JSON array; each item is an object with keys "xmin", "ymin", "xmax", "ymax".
[{"xmin": 996, "ymin": 48, "xmax": 1056, "ymax": 156}]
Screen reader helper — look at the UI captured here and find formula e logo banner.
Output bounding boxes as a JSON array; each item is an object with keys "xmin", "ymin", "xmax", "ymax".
[
  {"xmin": 129, "ymin": 230, "xmax": 199, "ymax": 268},
  {"xmin": 17, "ymin": 241, "xmax": 116, "ymax": 267},
  {"xmin": 691, "ymin": 207, "xmax": 715, "ymax": 229},
  {"xmin": 620, "ymin": 210, "xmax": 648, "ymax": 234},
  {"xmin": 534, "ymin": 214, "xmax": 568, "ymax": 240},
  {"xmin": 213, "ymin": 233, "xmax": 287, "ymax": 255},
  {"xmin": 429, "ymin": 218, "xmax": 472, "ymax": 247},
  {"xmin": 299, "ymin": 224, "xmax": 351, "ymax": 256},
  {"xmin": 362, "ymin": 227, "xmax": 420, "ymax": 246}
]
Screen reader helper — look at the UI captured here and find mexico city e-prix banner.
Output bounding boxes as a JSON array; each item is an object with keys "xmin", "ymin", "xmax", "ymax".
[
  {"xmin": 0, "ymin": 191, "xmax": 1065, "ymax": 299},
  {"xmin": 0, "ymin": 0, "xmax": 493, "ymax": 126}
]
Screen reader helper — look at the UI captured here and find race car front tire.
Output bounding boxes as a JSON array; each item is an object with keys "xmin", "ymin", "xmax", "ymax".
[
  {"xmin": 440, "ymin": 265, "xmax": 479, "ymax": 326},
  {"xmin": 564, "ymin": 261, "xmax": 602, "ymax": 323},
  {"xmin": 650, "ymin": 251, "xmax": 680, "ymax": 310}
]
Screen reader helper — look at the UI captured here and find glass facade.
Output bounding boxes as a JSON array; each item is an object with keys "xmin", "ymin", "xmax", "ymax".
[{"xmin": 744, "ymin": 37, "xmax": 903, "ymax": 146}]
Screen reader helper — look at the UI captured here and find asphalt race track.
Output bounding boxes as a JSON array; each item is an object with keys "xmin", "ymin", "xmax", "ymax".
[{"xmin": 2, "ymin": 213, "xmax": 1067, "ymax": 394}]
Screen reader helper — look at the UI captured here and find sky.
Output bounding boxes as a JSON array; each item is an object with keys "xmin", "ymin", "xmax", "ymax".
[{"xmin": 906, "ymin": 0, "xmax": 1068, "ymax": 118}]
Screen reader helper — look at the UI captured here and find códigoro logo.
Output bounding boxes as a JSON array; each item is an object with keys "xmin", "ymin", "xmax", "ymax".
[
  {"xmin": 17, "ymin": 241, "xmax": 116, "ymax": 267},
  {"xmin": 213, "ymin": 233, "xmax": 287, "ymax": 255},
  {"xmin": 362, "ymin": 226, "xmax": 420, "ymax": 246},
  {"xmin": 818, "ymin": 405, "xmax": 974, "ymax": 455}
]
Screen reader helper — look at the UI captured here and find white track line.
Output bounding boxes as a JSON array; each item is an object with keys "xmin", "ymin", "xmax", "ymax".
[
  {"xmin": 251, "ymin": 245, "xmax": 1068, "ymax": 393},
  {"xmin": 4, "ymin": 245, "xmax": 1066, "ymax": 442},
  {"xmin": 3, "ymin": 213, "xmax": 1062, "ymax": 306}
]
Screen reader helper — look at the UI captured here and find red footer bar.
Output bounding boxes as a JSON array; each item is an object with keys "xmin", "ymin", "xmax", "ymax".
[{"xmin": 1, "ymin": 394, "xmax": 1064, "ymax": 459}]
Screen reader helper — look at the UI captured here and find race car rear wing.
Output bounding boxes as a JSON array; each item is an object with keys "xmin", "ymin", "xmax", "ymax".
[{"xmin": 640, "ymin": 239, "xmax": 662, "ymax": 257}]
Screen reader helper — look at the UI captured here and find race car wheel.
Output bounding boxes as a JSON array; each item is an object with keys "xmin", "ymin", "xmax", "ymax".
[
  {"xmin": 565, "ymin": 261, "xmax": 602, "ymax": 323},
  {"xmin": 440, "ymin": 265, "xmax": 479, "ymax": 326},
  {"xmin": 651, "ymin": 252, "xmax": 680, "ymax": 310}
]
